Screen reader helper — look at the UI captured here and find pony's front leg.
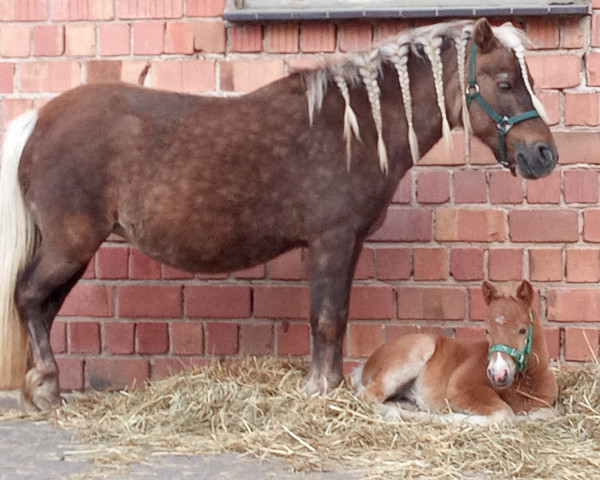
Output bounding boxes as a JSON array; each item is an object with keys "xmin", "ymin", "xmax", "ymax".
[{"xmin": 304, "ymin": 231, "xmax": 362, "ymax": 395}]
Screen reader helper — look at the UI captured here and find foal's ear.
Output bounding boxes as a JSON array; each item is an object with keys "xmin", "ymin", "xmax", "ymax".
[
  {"xmin": 473, "ymin": 18, "xmax": 500, "ymax": 53},
  {"xmin": 482, "ymin": 281, "xmax": 499, "ymax": 305},
  {"xmin": 516, "ymin": 280, "xmax": 534, "ymax": 307}
]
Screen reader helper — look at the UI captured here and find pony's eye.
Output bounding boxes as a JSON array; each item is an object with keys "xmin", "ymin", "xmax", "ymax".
[
  {"xmin": 519, "ymin": 328, "xmax": 527, "ymax": 335},
  {"xmin": 497, "ymin": 81, "xmax": 512, "ymax": 91}
]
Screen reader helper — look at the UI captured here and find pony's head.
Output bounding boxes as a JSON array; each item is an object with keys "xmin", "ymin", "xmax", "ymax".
[
  {"xmin": 467, "ymin": 19, "xmax": 558, "ymax": 179},
  {"xmin": 482, "ymin": 280, "xmax": 535, "ymax": 389}
]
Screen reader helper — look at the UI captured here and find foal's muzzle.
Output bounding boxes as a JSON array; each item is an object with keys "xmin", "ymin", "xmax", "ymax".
[{"xmin": 515, "ymin": 141, "xmax": 558, "ymax": 179}]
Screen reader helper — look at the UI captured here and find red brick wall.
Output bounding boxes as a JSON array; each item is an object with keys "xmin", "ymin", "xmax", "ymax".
[{"xmin": 2, "ymin": 0, "xmax": 600, "ymax": 390}]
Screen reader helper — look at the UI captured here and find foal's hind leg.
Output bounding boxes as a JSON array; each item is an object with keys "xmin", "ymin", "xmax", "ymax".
[
  {"xmin": 15, "ymin": 245, "xmax": 92, "ymax": 410},
  {"xmin": 304, "ymin": 230, "xmax": 362, "ymax": 394}
]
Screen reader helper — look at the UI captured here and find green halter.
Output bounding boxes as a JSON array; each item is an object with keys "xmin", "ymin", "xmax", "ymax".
[
  {"xmin": 488, "ymin": 311, "xmax": 534, "ymax": 373},
  {"xmin": 465, "ymin": 43, "xmax": 540, "ymax": 168}
]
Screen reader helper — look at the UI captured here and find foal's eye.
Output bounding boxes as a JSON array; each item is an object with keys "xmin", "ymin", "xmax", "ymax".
[
  {"xmin": 485, "ymin": 329, "xmax": 489, "ymax": 335},
  {"xmin": 497, "ymin": 81, "xmax": 513, "ymax": 91},
  {"xmin": 519, "ymin": 327, "xmax": 527, "ymax": 335}
]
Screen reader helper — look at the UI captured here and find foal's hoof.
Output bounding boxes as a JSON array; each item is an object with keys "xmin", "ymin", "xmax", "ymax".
[
  {"xmin": 21, "ymin": 366, "xmax": 61, "ymax": 411},
  {"xmin": 303, "ymin": 367, "xmax": 342, "ymax": 395}
]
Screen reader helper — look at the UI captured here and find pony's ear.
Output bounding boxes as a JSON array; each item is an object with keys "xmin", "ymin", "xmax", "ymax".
[
  {"xmin": 516, "ymin": 280, "xmax": 534, "ymax": 307},
  {"xmin": 482, "ymin": 281, "xmax": 499, "ymax": 305},
  {"xmin": 473, "ymin": 18, "xmax": 500, "ymax": 53}
]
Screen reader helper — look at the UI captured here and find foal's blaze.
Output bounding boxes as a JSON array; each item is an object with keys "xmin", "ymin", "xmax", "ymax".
[
  {"xmin": 355, "ymin": 281, "xmax": 557, "ymax": 425},
  {"xmin": 0, "ymin": 18, "xmax": 557, "ymax": 410}
]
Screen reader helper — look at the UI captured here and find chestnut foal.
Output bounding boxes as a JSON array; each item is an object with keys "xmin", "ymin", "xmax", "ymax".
[{"xmin": 354, "ymin": 281, "xmax": 557, "ymax": 425}]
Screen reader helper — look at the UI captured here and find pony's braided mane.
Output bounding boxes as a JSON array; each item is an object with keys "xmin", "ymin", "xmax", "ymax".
[{"xmin": 304, "ymin": 20, "xmax": 546, "ymax": 173}]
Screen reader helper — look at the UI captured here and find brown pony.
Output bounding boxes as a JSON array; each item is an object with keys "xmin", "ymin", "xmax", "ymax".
[
  {"xmin": 353, "ymin": 281, "xmax": 558, "ymax": 425},
  {"xmin": 0, "ymin": 19, "xmax": 557, "ymax": 410}
]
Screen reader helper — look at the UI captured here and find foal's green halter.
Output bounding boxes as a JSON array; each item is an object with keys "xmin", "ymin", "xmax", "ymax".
[
  {"xmin": 488, "ymin": 311, "xmax": 534, "ymax": 373},
  {"xmin": 465, "ymin": 43, "xmax": 540, "ymax": 168}
]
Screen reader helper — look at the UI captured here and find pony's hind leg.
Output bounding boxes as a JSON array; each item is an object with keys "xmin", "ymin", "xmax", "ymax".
[{"xmin": 15, "ymin": 245, "xmax": 91, "ymax": 410}]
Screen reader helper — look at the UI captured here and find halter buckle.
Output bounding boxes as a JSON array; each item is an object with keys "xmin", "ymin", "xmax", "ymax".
[{"xmin": 497, "ymin": 116, "xmax": 512, "ymax": 134}]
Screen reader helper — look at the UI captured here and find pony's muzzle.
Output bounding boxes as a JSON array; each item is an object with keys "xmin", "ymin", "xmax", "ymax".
[
  {"xmin": 515, "ymin": 141, "xmax": 558, "ymax": 179},
  {"xmin": 487, "ymin": 352, "xmax": 516, "ymax": 388}
]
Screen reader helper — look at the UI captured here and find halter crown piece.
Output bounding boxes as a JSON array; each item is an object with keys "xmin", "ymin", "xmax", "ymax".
[
  {"xmin": 465, "ymin": 43, "xmax": 540, "ymax": 168},
  {"xmin": 488, "ymin": 311, "xmax": 534, "ymax": 373}
]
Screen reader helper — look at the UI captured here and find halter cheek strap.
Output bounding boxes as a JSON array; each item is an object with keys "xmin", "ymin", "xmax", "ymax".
[
  {"xmin": 465, "ymin": 43, "xmax": 540, "ymax": 168},
  {"xmin": 488, "ymin": 311, "xmax": 534, "ymax": 373}
]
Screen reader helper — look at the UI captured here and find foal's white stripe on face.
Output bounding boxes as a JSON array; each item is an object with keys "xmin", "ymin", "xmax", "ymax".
[{"xmin": 495, "ymin": 315, "xmax": 505, "ymax": 325}]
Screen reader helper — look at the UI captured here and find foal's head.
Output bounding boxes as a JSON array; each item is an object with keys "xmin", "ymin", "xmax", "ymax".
[
  {"xmin": 467, "ymin": 19, "xmax": 558, "ymax": 179},
  {"xmin": 482, "ymin": 280, "xmax": 535, "ymax": 388}
]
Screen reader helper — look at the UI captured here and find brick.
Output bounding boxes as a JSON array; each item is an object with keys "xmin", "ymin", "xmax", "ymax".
[
  {"xmin": 234, "ymin": 264, "xmax": 266, "ymax": 279},
  {"xmin": 526, "ymin": 170, "xmax": 560, "ymax": 204},
  {"xmin": 69, "ymin": 321, "xmax": 100, "ymax": 354},
  {"xmin": 419, "ymin": 132, "xmax": 469, "ymax": 167},
  {"xmin": 526, "ymin": 17, "xmax": 559, "ymax": 49},
  {"xmin": 354, "ymin": 248, "xmax": 375, "ymax": 280},
  {"xmin": 488, "ymin": 248, "xmax": 523, "ymax": 281},
  {"xmin": 529, "ymin": 248, "xmax": 563, "ymax": 282},
  {"xmin": 0, "ymin": 63, "xmax": 14, "ymax": 93},
  {"xmin": 277, "ymin": 322, "xmax": 310, "ymax": 356},
  {"xmin": 99, "ymin": 24, "xmax": 130, "ymax": 56},
  {"xmin": 118, "ymin": 285, "xmax": 181, "ymax": 317},
  {"xmin": 464, "ymin": 135, "xmax": 497, "ymax": 166},
  {"xmin": 152, "ymin": 59, "xmax": 215, "ymax": 93},
  {"xmin": 82, "ymin": 260, "xmax": 95, "ymax": 279},
  {"xmin": 455, "ymin": 327, "xmax": 486, "ymax": 342},
  {"xmin": 453, "ymin": 170, "xmax": 487, "ymax": 204},
  {"xmin": 268, "ymin": 249, "xmax": 303, "ymax": 280},
  {"xmin": 1, "ymin": 25, "xmax": 30, "ymax": 57},
  {"xmin": 229, "ymin": 24, "xmax": 262, "ymax": 53},
  {"xmin": 58, "ymin": 284, "xmax": 113, "ymax": 317},
  {"xmin": 544, "ymin": 328, "xmax": 561, "ymax": 361},
  {"xmin": 121, "ymin": 59, "xmax": 150, "ymax": 85},
  {"xmin": 33, "ymin": 25, "xmax": 64, "ymax": 57},
  {"xmin": 300, "ymin": 23, "xmax": 336, "ymax": 53},
  {"xmin": 450, "ymin": 248, "xmax": 484, "ymax": 281},
  {"xmin": 52, "ymin": 0, "xmax": 113, "ymax": 20},
  {"xmin": 206, "ymin": 322, "xmax": 238, "ymax": 355},
  {"xmin": 153, "ymin": 358, "xmax": 209, "ymax": 379},
  {"xmin": 339, "ymin": 22, "xmax": 372, "ymax": 52},
  {"xmin": 86, "ymin": 60, "xmax": 122, "ymax": 83},
  {"xmin": 508, "ymin": 210, "xmax": 578, "ymax": 243},
  {"xmin": 375, "ymin": 21, "xmax": 409, "ymax": 43},
  {"xmin": 137, "ymin": 322, "xmax": 169, "ymax": 354},
  {"xmin": 2, "ymin": 97, "xmax": 33, "ymax": 122},
  {"xmin": 193, "ymin": 20, "xmax": 226, "ymax": 53},
  {"xmin": 65, "ymin": 24, "xmax": 96, "ymax": 56},
  {"xmin": 546, "ymin": 288, "xmax": 600, "ymax": 322},
  {"xmin": 348, "ymin": 286, "xmax": 394, "ymax": 320},
  {"xmin": 265, "ymin": 24, "xmax": 299, "ymax": 53},
  {"xmin": 416, "ymin": 170, "xmax": 450, "ymax": 204},
  {"xmin": 1, "ymin": 0, "xmax": 47, "ymax": 21},
  {"xmin": 162, "ymin": 265, "xmax": 194, "ymax": 280},
  {"xmin": 397, "ymin": 287, "xmax": 465, "ymax": 320},
  {"xmin": 349, "ymin": 324, "xmax": 383, "ymax": 357},
  {"xmin": 592, "ymin": 13, "xmax": 600, "ymax": 48},
  {"xmin": 50, "ymin": 320, "xmax": 67, "ymax": 354},
  {"xmin": 566, "ymin": 249, "xmax": 600, "ymax": 283},
  {"xmin": 56, "ymin": 357, "xmax": 84, "ymax": 391},
  {"xmin": 586, "ymin": 52, "xmax": 600, "ymax": 86},
  {"xmin": 525, "ymin": 55, "xmax": 580, "ymax": 89},
  {"xmin": 171, "ymin": 321, "xmax": 204, "ymax": 355},
  {"xmin": 19, "ymin": 61, "xmax": 81, "ymax": 93},
  {"xmin": 129, "ymin": 249, "xmax": 162, "ymax": 279},
  {"xmin": 376, "ymin": 247, "xmax": 411, "ymax": 280},
  {"xmin": 468, "ymin": 287, "xmax": 487, "ymax": 321},
  {"xmin": 187, "ymin": 0, "xmax": 225, "ymax": 17},
  {"xmin": 414, "ymin": 247, "xmax": 446, "ymax": 281},
  {"xmin": 565, "ymin": 328, "xmax": 599, "ymax": 362},
  {"xmin": 384, "ymin": 325, "xmax": 419, "ymax": 344},
  {"xmin": 564, "ymin": 169, "xmax": 599, "ymax": 204},
  {"xmin": 535, "ymin": 90, "xmax": 560, "ymax": 126},
  {"xmin": 369, "ymin": 207, "xmax": 432, "ymax": 242},
  {"xmin": 103, "ymin": 322, "xmax": 135, "ymax": 354},
  {"xmin": 220, "ymin": 59, "xmax": 284, "ymax": 93},
  {"xmin": 489, "ymin": 170, "xmax": 524, "ymax": 204},
  {"xmin": 584, "ymin": 209, "xmax": 600, "ymax": 242},
  {"xmin": 97, "ymin": 246, "xmax": 129, "ymax": 279},
  {"xmin": 553, "ymin": 131, "xmax": 600, "ymax": 165},
  {"xmin": 165, "ymin": 22, "xmax": 194, "ymax": 54},
  {"xmin": 436, "ymin": 209, "xmax": 504, "ymax": 242},
  {"xmin": 565, "ymin": 92, "xmax": 599, "ymax": 126},
  {"xmin": 133, "ymin": 22, "xmax": 164, "ymax": 55},
  {"xmin": 86, "ymin": 358, "xmax": 149, "ymax": 390},
  {"xmin": 185, "ymin": 285, "xmax": 251, "ymax": 318},
  {"xmin": 119, "ymin": 0, "xmax": 182, "ymax": 19},
  {"xmin": 391, "ymin": 173, "xmax": 412, "ymax": 203},
  {"xmin": 239, "ymin": 323, "xmax": 273, "ymax": 355},
  {"xmin": 254, "ymin": 286, "xmax": 310, "ymax": 320},
  {"xmin": 563, "ymin": 17, "xmax": 585, "ymax": 49}
]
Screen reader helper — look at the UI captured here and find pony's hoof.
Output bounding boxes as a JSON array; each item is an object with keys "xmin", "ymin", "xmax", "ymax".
[
  {"xmin": 21, "ymin": 366, "xmax": 61, "ymax": 411},
  {"xmin": 303, "ymin": 367, "xmax": 341, "ymax": 395}
]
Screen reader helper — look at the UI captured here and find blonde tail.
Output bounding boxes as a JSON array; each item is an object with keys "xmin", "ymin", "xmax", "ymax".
[{"xmin": 0, "ymin": 109, "xmax": 38, "ymax": 389}]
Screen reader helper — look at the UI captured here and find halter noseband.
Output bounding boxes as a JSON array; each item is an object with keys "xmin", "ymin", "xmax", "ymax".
[
  {"xmin": 488, "ymin": 311, "xmax": 534, "ymax": 373},
  {"xmin": 465, "ymin": 43, "xmax": 540, "ymax": 168}
]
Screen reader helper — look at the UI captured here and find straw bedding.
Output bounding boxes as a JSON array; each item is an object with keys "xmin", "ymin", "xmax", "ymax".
[{"xmin": 2, "ymin": 358, "xmax": 600, "ymax": 479}]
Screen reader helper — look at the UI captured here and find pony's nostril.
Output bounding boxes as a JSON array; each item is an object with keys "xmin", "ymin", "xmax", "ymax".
[{"xmin": 536, "ymin": 143, "xmax": 556, "ymax": 167}]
